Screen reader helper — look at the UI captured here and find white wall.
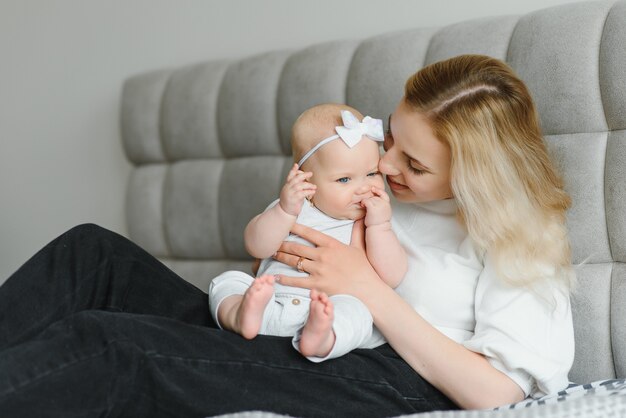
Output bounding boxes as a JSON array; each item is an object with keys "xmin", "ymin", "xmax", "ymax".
[{"xmin": 0, "ymin": 0, "xmax": 587, "ymax": 283}]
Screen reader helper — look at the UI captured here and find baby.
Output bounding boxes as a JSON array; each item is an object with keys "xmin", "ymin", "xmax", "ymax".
[{"xmin": 209, "ymin": 103, "xmax": 407, "ymax": 361}]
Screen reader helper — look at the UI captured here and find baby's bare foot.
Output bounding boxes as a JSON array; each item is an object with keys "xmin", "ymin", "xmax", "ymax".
[
  {"xmin": 299, "ymin": 289, "xmax": 335, "ymax": 357},
  {"xmin": 237, "ymin": 275, "xmax": 275, "ymax": 339}
]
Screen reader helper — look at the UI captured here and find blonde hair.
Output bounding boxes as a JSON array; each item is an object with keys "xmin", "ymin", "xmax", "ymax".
[
  {"xmin": 291, "ymin": 103, "xmax": 364, "ymax": 166},
  {"xmin": 404, "ymin": 55, "xmax": 574, "ymax": 291}
]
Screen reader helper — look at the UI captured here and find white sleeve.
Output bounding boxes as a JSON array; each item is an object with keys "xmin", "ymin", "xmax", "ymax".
[{"xmin": 462, "ymin": 255, "xmax": 575, "ymax": 398}]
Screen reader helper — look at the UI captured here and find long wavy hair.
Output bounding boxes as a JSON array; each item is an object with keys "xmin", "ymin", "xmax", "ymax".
[{"xmin": 404, "ymin": 54, "xmax": 574, "ymax": 291}]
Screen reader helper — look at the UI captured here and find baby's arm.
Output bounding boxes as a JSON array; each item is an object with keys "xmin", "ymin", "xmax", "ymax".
[
  {"xmin": 244, "ymin": 164, "xmax": 316, "ymax": 259},
  {"xmin": 362, "ymin": 186, "xmax": 407, "ymax": 288}
]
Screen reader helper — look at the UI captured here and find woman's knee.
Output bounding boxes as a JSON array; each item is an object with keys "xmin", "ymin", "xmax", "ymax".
[
  {"xmin": 63, "ymin": 223, "xmax": 117, "ymax": 243},
  {"xmin": 57, "ymin": 310, "xmax": 130, "ymax": 341},
  {"xmin": 60, "ymin": 224, "xmax": 135, "ymax": 260}
]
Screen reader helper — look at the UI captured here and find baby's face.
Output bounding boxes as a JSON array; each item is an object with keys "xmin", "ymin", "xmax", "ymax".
[{"xmin": 305, "ymin": 138, "xmax": 384, "ymax": 220}]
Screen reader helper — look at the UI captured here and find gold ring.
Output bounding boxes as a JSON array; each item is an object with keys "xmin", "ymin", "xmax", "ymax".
[{"xmin": 296, "ymin": 257, "xmax": 305, "ymax": 273}]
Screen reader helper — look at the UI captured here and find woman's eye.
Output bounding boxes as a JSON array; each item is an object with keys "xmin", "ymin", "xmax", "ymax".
[
  {"xmin": 409, "ymin": 165, "xmax": 426, "ymax": 176},
  {"xmin": 336, "ymin": 177, "xmax": 350, "ymax": 183}
]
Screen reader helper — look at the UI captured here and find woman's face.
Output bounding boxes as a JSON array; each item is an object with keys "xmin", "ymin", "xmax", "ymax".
[{"xmin": 379, "ymin": 100, "xmax": 453, "ymax": 203}]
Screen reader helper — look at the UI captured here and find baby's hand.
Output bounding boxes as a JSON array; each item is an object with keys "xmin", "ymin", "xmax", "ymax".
[
  {"xmin": 279, "ymin": 163, "xmax": 316, "ymax": 216},
  {"xmin": 361, "ymin": 186, "xmax": 392, "ymax": 227}
]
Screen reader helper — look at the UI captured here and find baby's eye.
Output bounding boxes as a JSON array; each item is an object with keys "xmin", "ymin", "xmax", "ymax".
[
  {"xmin": 367, "ymin": 171, "xmax": 381, "ymax": 177},
  {"xmin": 336, "ymin": 177, "xmax": 350, "ymax": 183}
]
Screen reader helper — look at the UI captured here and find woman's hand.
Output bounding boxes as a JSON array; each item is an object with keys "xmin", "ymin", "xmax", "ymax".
[{"xmin": 274, "ymin": 220, "xmax": 384, "ymax": 299}]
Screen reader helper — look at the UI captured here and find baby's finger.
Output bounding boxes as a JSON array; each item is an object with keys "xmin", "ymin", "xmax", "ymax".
[
  {"xmin": 295, "ymin": 190, "xmax": 315, "ymax": 201},
  {"xmin": 286, "ymin": 171, "xmax": 312, "ymax": 188},
  {"xmin": 298, "ymin": 180, "xmax": 316, "ymax": 190},
  {"xmin": 290, "ymin": 182, "xmax": 316, "ymax": 195},
  {"xmin": 294, "ymin": 171, "xmax": 314, "ymax": 182},
  {"xmin": 365, "ymin": 194, "xmax": 385, "ymax": 204},
  {"xmin": 297, "ymin": 190, "xmax": 316, "ymax": 200},
  {"xmin": 371, "ymin": 186, "xmax": 390, "ymax": 202},
  {"xmin": 360, "ymin": 197, "xmax": 374, "ymax": 209},
  {"xmin": 286, "ymin": 163, "xmax": 300, "ymax": 182}
]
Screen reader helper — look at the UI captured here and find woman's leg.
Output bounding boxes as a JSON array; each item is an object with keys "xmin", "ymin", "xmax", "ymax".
[
  {"xmin": 0, "ymin": 224, "xmax": 212, "ymax": 350},
  {"xmin": 0, "ymin": 310, "xmax": 458, "ymax": 418}
]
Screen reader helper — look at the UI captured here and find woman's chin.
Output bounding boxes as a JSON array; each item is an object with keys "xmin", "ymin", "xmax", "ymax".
[
  {"xmin": 387, "ymin": 188, "xmax": 415, "ymax": 202},
  {"xmin": 393, "ymin": 196, "xmax": 414, "ymax": 203}
]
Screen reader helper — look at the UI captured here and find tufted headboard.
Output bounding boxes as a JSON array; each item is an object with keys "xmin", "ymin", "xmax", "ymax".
[{"xmin": 120, "ymin": 0, "xmax": 626, "ymax": 386}]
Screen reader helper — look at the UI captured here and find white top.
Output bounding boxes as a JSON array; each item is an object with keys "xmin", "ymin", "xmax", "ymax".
[{"xmin": 391, "ymin": 198, "xmax": 574, "ymax": 398}]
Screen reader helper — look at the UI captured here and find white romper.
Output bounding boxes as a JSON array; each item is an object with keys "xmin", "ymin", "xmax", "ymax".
[{"xmin": 209, "ymin": 199, "xmax": 385, "ymax": 362}]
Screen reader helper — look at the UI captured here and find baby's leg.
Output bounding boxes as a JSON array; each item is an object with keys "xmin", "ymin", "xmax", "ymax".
[
  {"xmin": 218, "ymin": 275, "xmax": 275, "ymax": 339},
  {"xmin": 299, "ymin": 289, "xmax": 335, "ymax": 357}
]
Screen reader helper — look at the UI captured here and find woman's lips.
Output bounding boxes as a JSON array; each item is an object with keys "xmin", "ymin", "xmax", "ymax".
[{"xmin": 386, "ymin": 177, "xmax": 408, "ymax": 191}]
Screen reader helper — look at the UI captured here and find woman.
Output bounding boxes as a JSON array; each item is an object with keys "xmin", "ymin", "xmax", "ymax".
[{"xmin": 0, "ymin": 55, "xmax": 574, "ymax": 417}]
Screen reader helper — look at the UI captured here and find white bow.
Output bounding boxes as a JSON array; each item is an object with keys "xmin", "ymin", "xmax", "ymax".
[
  {"xmin": 297, "ymin": 110, "xmax": 384, "ymax": 167},
  {"xmin": 335, "ymin": 110, "xmax": 384, "ymax": 148}
]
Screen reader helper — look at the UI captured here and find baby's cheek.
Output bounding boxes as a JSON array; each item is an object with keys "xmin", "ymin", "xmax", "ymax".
[{"xmin": 373, "ymin": 176, "xmax": 385, "ymax": 189}]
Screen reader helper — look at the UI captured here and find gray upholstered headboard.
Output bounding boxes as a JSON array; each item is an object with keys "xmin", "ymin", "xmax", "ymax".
[{"xmin": 120, "ymin": 0, "xmax": 626, "ymax": 386}]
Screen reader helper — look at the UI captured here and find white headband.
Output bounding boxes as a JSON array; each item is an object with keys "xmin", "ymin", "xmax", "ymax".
[{"xmin": 297, "ymin": 110, "xmax": 384, "ymax": 168}]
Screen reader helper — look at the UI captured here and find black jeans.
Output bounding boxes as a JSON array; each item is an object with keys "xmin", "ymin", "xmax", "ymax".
[{"xmin": 0, "ymin": 224, "xmax": 457, "ymax": 418}]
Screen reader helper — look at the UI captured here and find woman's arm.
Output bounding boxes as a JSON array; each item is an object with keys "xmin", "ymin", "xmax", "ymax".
[
  {"xmin": 275, "ymin": 222, "xmax": 524, "ymax": 409},
  {"xmin": 368, "ymin": 284, "xmax": 524, "ymax": 409}
]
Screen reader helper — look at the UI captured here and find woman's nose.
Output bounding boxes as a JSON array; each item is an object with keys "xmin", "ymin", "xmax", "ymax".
[{"xmin": 379, "ymin": 151, "xmax": 400, "ymax": 176}]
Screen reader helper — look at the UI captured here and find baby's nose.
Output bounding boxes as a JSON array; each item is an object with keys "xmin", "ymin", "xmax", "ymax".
[{"xmin": 355, "ymin": 184, "xmax": 373, "ymax": 198}]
